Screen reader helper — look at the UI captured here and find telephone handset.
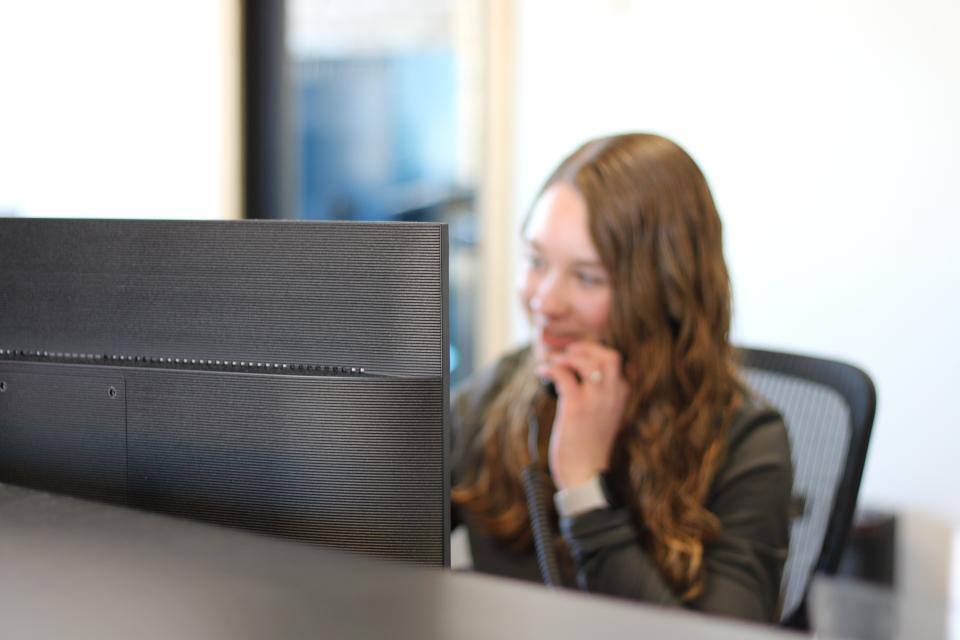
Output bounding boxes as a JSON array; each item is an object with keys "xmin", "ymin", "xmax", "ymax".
[
  {"xmin": 541, "ymin": 379, "xmax": 558, "ymax": 399},
  {"xmin": 522, "ymin": 379, "xmax": 563, "ymax": 587}
]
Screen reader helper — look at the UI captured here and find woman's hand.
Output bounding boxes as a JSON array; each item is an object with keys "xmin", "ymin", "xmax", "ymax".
[{"xmin": 536, "ymin": 342, "xmax": 630, "ymax": 490}]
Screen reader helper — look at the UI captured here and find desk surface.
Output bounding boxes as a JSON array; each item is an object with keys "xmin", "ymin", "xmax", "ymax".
[{"xmin": 0, "ymin": 483, "xmax": 801, "ymax": 640}]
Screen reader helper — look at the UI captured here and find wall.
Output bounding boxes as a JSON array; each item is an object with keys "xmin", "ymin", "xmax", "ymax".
[
  {"xmin": 0, "ymin": 0, "xmax": 240, "ymax": 219},
  {"xmin": 510, "ymin": 0, "xmax": 960, "ymax": 523}
]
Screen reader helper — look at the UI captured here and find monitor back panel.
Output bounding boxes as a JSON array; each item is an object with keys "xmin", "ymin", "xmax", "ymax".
[{"xmin": 0, "ymin": 219, "xmax": 449, "ymax": 565}]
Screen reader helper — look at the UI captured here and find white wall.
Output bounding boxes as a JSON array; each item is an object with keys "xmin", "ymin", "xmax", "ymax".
[
  {"xmin": 511, "ymin": 0, "xmax": 960, "ymax": 523},
  {"xmin": 0, "ymin": 0, "xmax": 240, "ymax": 219}
]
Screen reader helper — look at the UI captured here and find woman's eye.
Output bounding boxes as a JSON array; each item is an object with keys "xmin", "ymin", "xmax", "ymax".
[
  {"xmin": 527, "ymin": 254, "xmax": 546, "ymax": 270},
  {"xmin": 576, "ymin": 271, "xmax": 606, "ymax": 286}
]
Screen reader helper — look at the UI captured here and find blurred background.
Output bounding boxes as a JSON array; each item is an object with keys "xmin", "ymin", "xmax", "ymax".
[{"xmin": 1, "ymin": 0, "xmax": 958, "ymax": 585}]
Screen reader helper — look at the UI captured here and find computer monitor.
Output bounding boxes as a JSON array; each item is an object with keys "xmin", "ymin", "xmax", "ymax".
[{"xmin": 0, "ymin": 218, "xmax": 449, "ymax": 566}]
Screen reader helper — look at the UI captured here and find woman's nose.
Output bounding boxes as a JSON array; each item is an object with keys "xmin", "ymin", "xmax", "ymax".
[{"xmin": 530, "ymin": 272, "xmax": 567, "ymax": 317}]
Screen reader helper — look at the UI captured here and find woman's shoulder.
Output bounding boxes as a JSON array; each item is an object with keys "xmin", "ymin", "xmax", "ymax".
[
  {"xmin": 716, "ymin": 390, "xmax": 793, "ymax": 488},
  {"xmin": 452, "ymin": 346, "xmax": 529, "ymax": 420},
  {"xmin": 450, "ymin": 346, "xmax": 529, "ymax": 470},
  {"xmin": 727, "ymin": 390, "xmax": 788, "ymax": 446}
]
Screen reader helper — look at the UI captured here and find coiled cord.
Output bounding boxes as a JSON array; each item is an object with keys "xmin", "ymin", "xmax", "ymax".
[{"xmin": 522, "ymin": 400, "xmax": 562, "ymax": 588}]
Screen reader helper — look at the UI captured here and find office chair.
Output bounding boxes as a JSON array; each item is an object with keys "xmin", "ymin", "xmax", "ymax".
[{"xmin": 739, "ymin": 347, "xmax": 876, "ymax": 629}]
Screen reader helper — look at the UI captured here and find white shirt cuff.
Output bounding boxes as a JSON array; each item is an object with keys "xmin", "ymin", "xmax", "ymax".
[{"xmin": 553, "ymin": 474, "xmax": 610, "ymax": 517}]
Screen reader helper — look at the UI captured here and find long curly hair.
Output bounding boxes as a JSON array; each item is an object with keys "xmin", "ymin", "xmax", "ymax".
[{"xmin": 452, "ymin": 133, "xmax": 743, "ymax": 600}]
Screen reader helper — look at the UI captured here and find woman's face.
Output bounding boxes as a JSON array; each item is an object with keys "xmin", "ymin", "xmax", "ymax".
[{"xmin": 520, "ymin": 182, "xmax": 613, "ymax": 365}]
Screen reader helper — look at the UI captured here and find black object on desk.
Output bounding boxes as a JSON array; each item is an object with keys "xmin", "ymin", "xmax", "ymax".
[
  {"xmin": 837, "ymin": 509, "xmax": 897, "ymax": 587},
  {"xmin": 0, "ymin": 218, "xmax": 449, "ymax": 565}
]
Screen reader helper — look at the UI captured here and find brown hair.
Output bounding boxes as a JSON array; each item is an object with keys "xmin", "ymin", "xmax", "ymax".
[{"xmin": 452, "ymin": 133, "xmax": 743, "ymax": 599}]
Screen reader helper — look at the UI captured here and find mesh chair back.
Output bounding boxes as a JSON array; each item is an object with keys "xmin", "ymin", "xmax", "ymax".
[{"xmin": 739, "ymin": 348, "xmax": 876, "ymax": 628}]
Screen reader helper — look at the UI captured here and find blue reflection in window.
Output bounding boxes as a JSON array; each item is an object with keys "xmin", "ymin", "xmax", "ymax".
[{"xmin": 296, "ymin": 51, "xmax": 457, "ymax": 221}]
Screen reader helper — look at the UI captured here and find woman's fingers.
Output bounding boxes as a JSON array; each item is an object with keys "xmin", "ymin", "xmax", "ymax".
[
  {"xmin": 548, "ymin": 353, "xmax": 601, "ymax": 387},
  {"xmin": 565, "ymin": 342, "xmax": 621, "ymax": 377},
  {"xmin": 546, "ymin": 345, "xmax": 620, "ymax": 389}
]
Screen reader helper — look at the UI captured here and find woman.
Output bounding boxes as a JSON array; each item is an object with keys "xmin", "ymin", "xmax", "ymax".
[{"xmin": 451, "ymin": 133, "xmax": 793, "ymax": 623}]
